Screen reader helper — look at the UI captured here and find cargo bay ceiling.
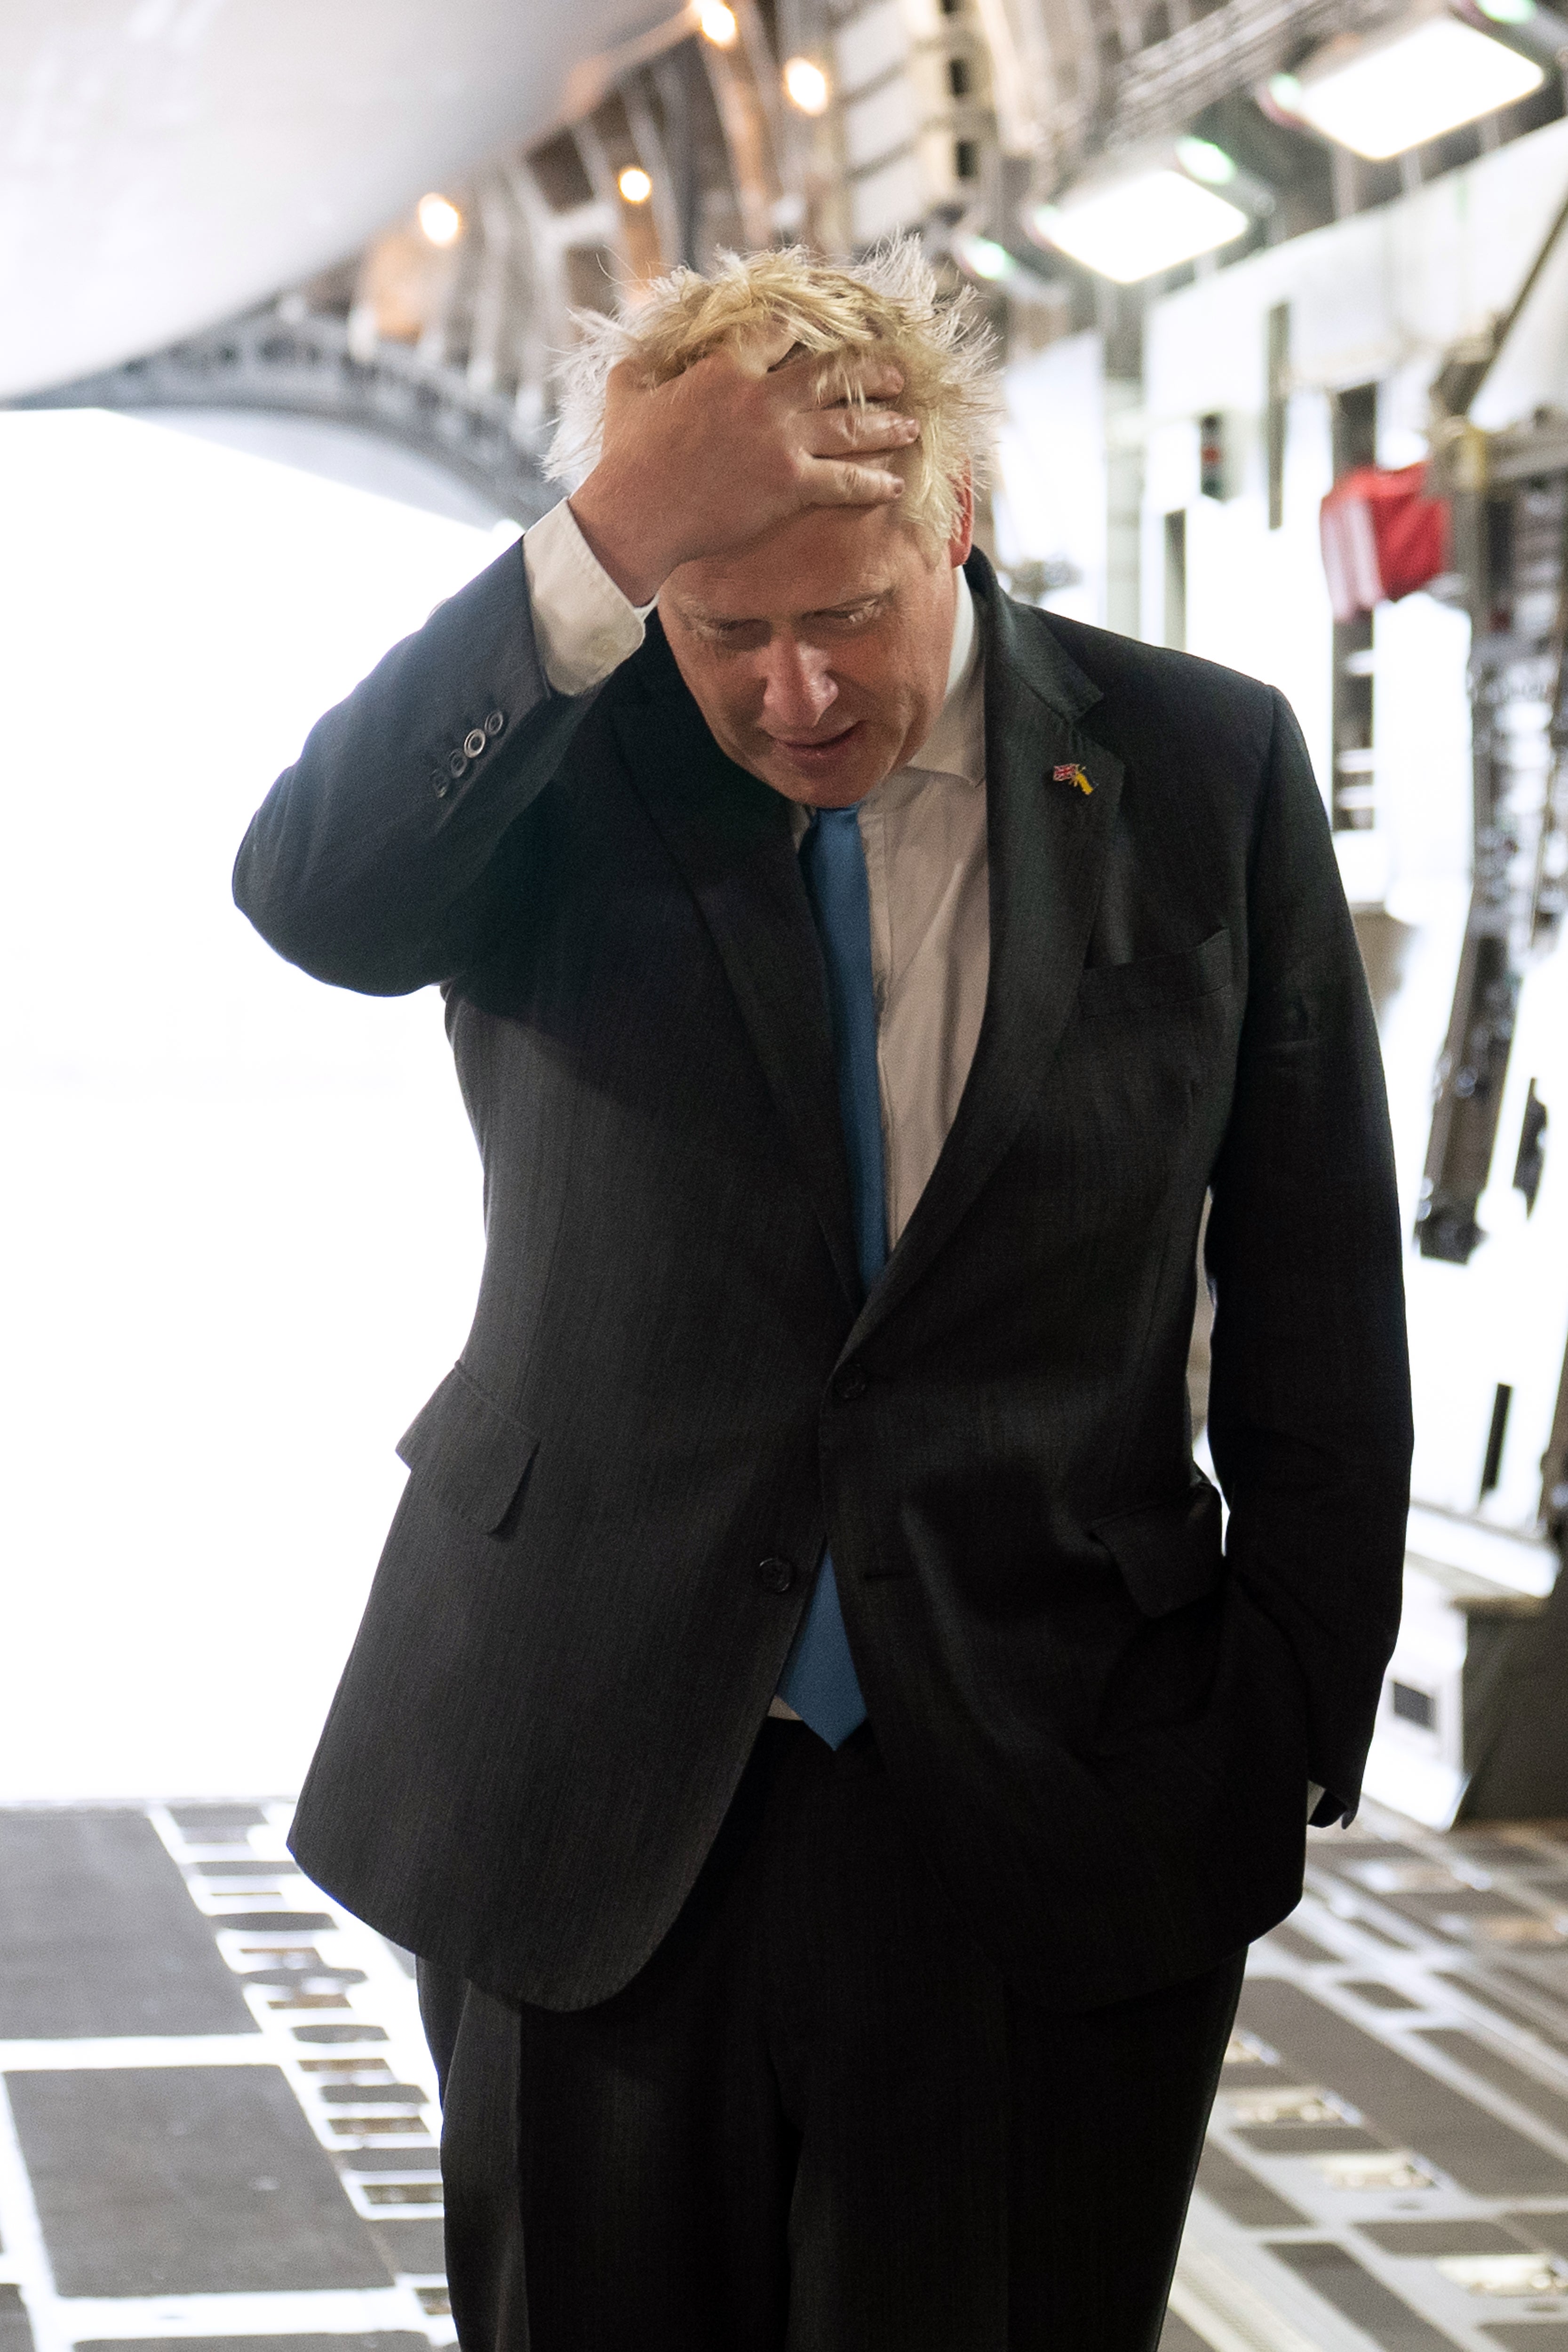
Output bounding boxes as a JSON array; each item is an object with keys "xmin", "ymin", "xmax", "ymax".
[{"xmin": 7, "ymin": 0, "xmax": 1564, "ymax": 518}]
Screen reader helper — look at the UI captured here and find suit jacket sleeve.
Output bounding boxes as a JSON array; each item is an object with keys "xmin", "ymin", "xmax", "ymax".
[
  {"xmin": 232, "ymin": 539, "xmax": 599, "ymax": 994},
  {"xmin": 1204, "ymin": 687, "xmax": 1412, "ymax": 1816}
]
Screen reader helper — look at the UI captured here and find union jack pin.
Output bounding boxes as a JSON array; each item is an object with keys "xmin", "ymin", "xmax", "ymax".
[{"xmin": 1053, "ymin": 762, "xmax": 1093, "ymax": 795}]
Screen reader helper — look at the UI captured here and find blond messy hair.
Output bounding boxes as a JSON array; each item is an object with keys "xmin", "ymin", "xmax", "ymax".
[{"xmin": 547, "ymin": 237, "xmax": 1000, "ymax": 555}]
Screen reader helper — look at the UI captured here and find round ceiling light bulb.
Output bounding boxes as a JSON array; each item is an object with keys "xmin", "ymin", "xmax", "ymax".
[
  {"xmin": 784, "ymin": 56, "xmax": 830, "ymax": 112},
  {"xmin": 417, "ymin": 193, "xmax": 462, "ymax": 246},
  {"xmin": 618, "ymin": 166, "xmax": 653, "ymax": 203},
  {"xmin": 698, "ymin": 1, "xmax": 739, "ymax": 45}
]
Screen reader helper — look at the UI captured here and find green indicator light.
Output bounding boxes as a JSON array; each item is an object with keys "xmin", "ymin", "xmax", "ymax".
[
  {"xmin": 1177, "ymin": 135, "xmax": 1239, "ymax": 185},
  {"xmin": 960, "ymin": 236, "xmax": 1017, "ymax": 281}
]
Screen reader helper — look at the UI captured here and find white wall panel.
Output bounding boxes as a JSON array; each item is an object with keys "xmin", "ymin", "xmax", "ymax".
[{"xmin": 993, "ymin": 330, "xmax": 1106, "ymax": 628}]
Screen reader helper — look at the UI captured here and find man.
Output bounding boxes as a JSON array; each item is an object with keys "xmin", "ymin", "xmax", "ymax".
[{"xmin": 234, "ymin": 242, "xmax": 1411, "ymax": 2350}]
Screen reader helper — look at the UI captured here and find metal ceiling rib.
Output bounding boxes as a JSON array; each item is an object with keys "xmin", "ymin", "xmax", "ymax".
[
  {"xmin": 1106, "ymin": 0, "xmax": 1402, "ymax": 152},
  {"xmin": 10, "ymin": 308, "xmax": 558, "ymax": 528}
]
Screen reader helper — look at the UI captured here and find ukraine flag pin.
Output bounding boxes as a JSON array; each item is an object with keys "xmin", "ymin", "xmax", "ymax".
[{"xmin": 1053, "ymin": 762, "xmax": 1093, "ymax": 795}]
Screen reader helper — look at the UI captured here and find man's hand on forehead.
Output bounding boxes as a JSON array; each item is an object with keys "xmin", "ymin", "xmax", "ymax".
[
  {"xmin": 568, "ymin": 328, "xmax": 921, "ymax": 608},
  {"xmin": 757, "ymin": 336, "xmax": 909, "ymax": 430},
  {"xmin": 756, "ymin": 327, "xmax": 900, "ymax": 393}
]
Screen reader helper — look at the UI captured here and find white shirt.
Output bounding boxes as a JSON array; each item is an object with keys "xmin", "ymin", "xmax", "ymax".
[{"xmin": 523, "ymin": 499, "xmax": 990, "ymax": 1252}]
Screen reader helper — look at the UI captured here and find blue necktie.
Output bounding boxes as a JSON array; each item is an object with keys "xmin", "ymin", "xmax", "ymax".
[{"xmin": 777, "ymin": 807, "xmax": 881, "ymax": 1748}]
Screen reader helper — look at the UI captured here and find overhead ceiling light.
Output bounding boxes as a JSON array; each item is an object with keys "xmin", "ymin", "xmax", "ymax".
[
  {"xmin": 416, "ymin": 193, "xmax": 462, "ymax": 246},
  {"xmin": 1030, "ymin": 166, "xmax": 1249, "ymax": 283},
  {"xmin": 1267, "ymin": 5, "xmax": 1544, "ymax": 159},
  {"xmin": 783, "ymin": 56, "xmax": 830, "ymax": 113},
  {"xmin": 697, "ymin": 0, "xmax": 738, "ymax": 45},
  {"xmin": 618, "ymin": 166, "xmax": 653, "ymax": 203}
]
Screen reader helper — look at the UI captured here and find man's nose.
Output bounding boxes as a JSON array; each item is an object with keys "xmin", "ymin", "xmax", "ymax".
[{"xmin": 760, "ymin": 641, "xmax": 837, "ymax": 734}]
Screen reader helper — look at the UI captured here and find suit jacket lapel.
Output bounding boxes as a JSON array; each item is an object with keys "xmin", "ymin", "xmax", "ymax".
[
  {"xmin": 613, "ymin": 628, "xmax": 861, "ymax": 1310},
  {"xmin": 852, "ymin": 558, "xmax": 1124, "ymax": 1351}
]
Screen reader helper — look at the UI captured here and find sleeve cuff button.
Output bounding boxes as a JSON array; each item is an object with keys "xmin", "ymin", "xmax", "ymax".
[
  {"xmin": 447, "ymin": 751, "xmax": 468, "ymax": 779},
  {"xmin": 463, "ymin": 728, "xmax": 487, "ymax": 760},
  {"xmin": 485, "ymin": 710, "xmax": 505, "ymax": 737}
]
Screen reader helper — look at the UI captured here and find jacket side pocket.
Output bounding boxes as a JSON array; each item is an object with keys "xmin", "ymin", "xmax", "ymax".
[
  {"xmin": 396, "ymin": 1364, "xmax": 540, "ymax": 1534},
  {"xmin": 1090, "ymin": 1477, "xmax": 1224, "ymax": 1617}
]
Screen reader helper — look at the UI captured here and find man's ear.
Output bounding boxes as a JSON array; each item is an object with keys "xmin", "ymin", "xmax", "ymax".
[{"xmin": 948, "ymin": 469, "xmax": 975, "ymax": 569}]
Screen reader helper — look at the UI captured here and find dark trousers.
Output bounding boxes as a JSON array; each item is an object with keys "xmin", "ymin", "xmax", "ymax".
[{"xmin": 418, "ymin": 1721, "xmax": 1243, "ymax": 2352}]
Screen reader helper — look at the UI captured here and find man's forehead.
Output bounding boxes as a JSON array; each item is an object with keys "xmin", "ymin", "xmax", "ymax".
[{"xmin": 661, "ymin": 497, "xmax": 923, "ymax": 629}]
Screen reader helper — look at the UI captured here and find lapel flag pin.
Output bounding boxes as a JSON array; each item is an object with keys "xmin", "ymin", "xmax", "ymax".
[{"xmin": 1053, "ymin": 762, "xmax": 1093, "ymax": 795}]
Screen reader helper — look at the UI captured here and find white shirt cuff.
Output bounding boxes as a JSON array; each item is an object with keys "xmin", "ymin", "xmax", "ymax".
[{"xmin": 522, "ymin": 499, "xmax": 653, "ymax": 698}]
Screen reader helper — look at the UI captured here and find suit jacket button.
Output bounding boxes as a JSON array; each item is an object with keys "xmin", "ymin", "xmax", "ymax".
[
  {"xmin": 463, "ymin": 728, "xmax": 487, "ymax": 759},
  {"xmin": 834, "ymin": 1371, "xmax": 868, "ymax": 1401},
  {"xmin": 485, "ymin": 710, "xmax": 505, "ymax": 737},
  {"xmin": 448, "ymin": 750, "xmax": 468, "ymax": 780},
  {"xmin": 430, "ymin": 773, "xmax": 449, "ymax": 799},
  {"xmin": 757, "ymin": 1557, "xmax": 796, "ymax": 1593}
]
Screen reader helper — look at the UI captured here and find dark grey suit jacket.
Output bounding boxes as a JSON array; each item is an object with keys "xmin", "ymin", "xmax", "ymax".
[{"xmin": 234, "ymin": 545, "xmax": 1411, "ymax": 2015}]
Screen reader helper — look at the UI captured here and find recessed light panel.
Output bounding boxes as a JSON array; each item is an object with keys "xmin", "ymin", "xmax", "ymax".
[
  {"xmin": 1034, "ymin": 168, "xmax": 1249, "ymax": 283},
  {"xmin": 1281, "ymin": 13, "xmax": 1543, "ymax": 159}
]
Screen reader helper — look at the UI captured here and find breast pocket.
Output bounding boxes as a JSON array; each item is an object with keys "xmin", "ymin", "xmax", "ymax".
[
  {"xmin": 1076, "ymin": 928, "xmax": 1232, "ymax": 1021},
  {"xmin": 396, "ymin": 1363, "xmax": 540, "ymax": 1535}
]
